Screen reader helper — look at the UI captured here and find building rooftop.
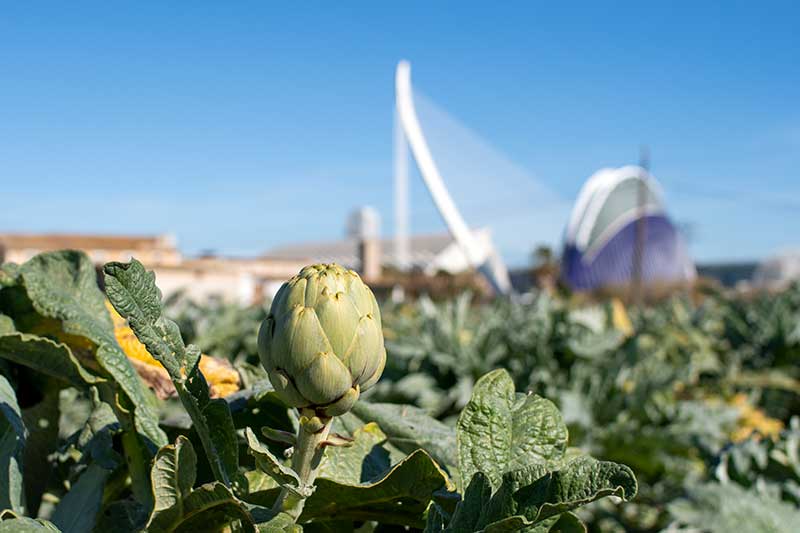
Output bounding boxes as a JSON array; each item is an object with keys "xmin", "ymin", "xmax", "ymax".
[
  {"xmin": 263, "ymin": 232, "xmax": 456, "ymax": 269},
  {"xmin": 0, "ymin": 232, "xmax": 175, "ymax": 251}
]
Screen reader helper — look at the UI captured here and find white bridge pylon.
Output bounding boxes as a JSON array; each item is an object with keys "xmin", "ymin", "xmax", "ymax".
[{"xmin": 394, "ymin": 60, "xmax": 512, "ymax": 295}]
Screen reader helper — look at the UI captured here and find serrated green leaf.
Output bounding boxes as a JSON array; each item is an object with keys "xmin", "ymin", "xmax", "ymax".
[
  {"xmin": 105, "ymin": 259, "xmax": 237, "ymax": 487},
  {"xmin": 0, "ymin": 374, "xmax": 26, "ymax": 514},
  {"xmin": 103, "ymin": 260, "xmax": 195, "ymax": 377},
  {"xmin": 512, "ymin": 457, "xmax": 637, "ymax": 521},
  {"xmin": 245, "ymin": 428, "xmax": 301, "ymax": 489},
  {"xmin": 51, "ymin": 463, "xmax": 110, "ymax": 533},
  {"xmin": 350, "ymin": 401, "xmax": 457, "ymax": 470},
  {"xmin": 457, "ymin": 369, "xmax": 567, "ymax": 490}
]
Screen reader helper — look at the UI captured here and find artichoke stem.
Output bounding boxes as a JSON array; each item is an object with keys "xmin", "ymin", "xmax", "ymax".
[{"xmin": 273, "ymin": 412, "xmax": 333, "ymax": 521}]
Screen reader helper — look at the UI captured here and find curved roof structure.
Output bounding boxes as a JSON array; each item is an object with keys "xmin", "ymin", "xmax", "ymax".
[{"xmin": 562, "ymin": 166, "xmax": 695, "ymax": 290}]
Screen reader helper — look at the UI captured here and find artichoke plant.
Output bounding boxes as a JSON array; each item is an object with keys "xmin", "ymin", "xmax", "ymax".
[
  {"xmin": 258, "ymin": 264, "xmax": 387, "ymax": 520},
  {"xmin": 258, "ymin": 263, "xmax": 386, "ymax": 417}
]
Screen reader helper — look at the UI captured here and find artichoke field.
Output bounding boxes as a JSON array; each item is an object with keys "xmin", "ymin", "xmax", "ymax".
[{"xmin": 0, "ymin": 250, "xmax": 798, "ymax": 532}]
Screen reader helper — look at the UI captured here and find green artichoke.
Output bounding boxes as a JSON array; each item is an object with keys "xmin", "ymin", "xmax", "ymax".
[{"xmin": 258, "ymin": 263, "xmax": 386, "ymax": 417}]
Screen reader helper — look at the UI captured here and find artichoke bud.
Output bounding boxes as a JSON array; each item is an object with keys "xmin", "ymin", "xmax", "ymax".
[{"xmin": 259, "ymin": 264, "xmax": 386, "ymax": 416}]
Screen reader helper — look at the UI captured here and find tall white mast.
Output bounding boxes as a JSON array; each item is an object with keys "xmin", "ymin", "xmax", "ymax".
[
  {"xmin": 393, "ymin": 108, "xmax": 410, "ymax": 271},
  {"xmin": 394, "ymin": 60, "xmax": 512, "ymax": 294}
]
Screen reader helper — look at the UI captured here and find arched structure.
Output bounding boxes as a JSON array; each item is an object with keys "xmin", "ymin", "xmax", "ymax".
[
  {"xmin": 394, "ymin": 60, "xmax": 512, "ymax": 294},
  {"xmin": 562, "ymin": 166, "xmax": 695, "ymax": 291}
]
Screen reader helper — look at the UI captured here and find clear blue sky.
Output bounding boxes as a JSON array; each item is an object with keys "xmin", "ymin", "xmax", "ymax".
[{"xmin": 1, "ymin": 2, "xmax": 798, "ymax": 265}]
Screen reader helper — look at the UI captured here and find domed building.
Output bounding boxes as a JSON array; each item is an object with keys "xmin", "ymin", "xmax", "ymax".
[{"xmin": 562, "ymin": 166, "xmax": 695, "ymax": 291}]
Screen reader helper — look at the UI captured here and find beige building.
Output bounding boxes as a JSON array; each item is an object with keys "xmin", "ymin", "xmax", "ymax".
[
  {"xmin": 0, "ymin": 233, "xmax": 303, "ymax": 304},
  {"xmin": 0, "ymin": 226, "xmax": 489, "ymax": 303},
  {"xmin": 0, "ymin": 233, "xmax": 182, "ymax": 267}
]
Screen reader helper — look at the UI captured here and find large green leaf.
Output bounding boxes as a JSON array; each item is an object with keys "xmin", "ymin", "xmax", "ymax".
[
  {"xmin": 350, "ymin": 401, "xmax": 457, "ymax": 470},
  {"xmin": 303, "ymin": 449, "xmax": 451, "ymax": 528},
  {"xmin": 147, "ymin": 436, "xmax": 254, "ymax": 533},
  {"xmin": 494, "ymin": 456, "xmax": 636, "ymax": 524},
  {"xmin": 7, "ymin": 251, "xmax": 165, "ymax": 448},
  {"xmin": 0, "ymin": 374, "xmax": 26, "ymax": 514},
  {"xmin": 0, "ymin": 333, "xmax": 101, "ymax": 387},
  {"xmin": 104, "ymin": 259, "xmax": 238, "ymax": 487},
  {"xmin": 51, "ymin": 464, "xmax": 110, "ymax": 533},
  {"xmin": 148, "ymin": 436, "xmax": 198, "ymax": 528},
  {"xmin": 457, "ymin": 369, "xmax": 567, "ymax": 490},
  {"xmin": 246, "ymin": 422, "xmax": 453, "ymax": 528}
]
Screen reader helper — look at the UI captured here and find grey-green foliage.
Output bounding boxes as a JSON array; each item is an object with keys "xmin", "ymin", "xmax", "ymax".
[
  {"xmin": 713, "ymin": 416, "xmax": 800, "ymax": 505},
  {"xmin": 440, "ymin": 369, "xmax": 637, "ymax": 532},
  {"xmin": 104, "ymin": 259, "xmax": 239, "ymax": 488},
  {"xmin": 667, "ymin": 482, "xmax": 800, "ymax": 533},
  {"xmin": 375, "ymin": 293, "xmax": 625, "ymax": 420}
]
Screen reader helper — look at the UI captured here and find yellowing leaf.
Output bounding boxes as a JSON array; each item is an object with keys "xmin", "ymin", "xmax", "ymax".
[
  {"xmin": 105, "ymin": 300, "xmax": 241, "ymax": 399},
  {"xmin": 611, "ymin": 298, "xmax": 634, "ymax": 337}
]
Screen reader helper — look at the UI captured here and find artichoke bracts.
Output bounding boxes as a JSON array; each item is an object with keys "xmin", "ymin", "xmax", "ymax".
[{"xmin": 258, "ymin": 263, "xmax": 386, "ymax": 417}]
